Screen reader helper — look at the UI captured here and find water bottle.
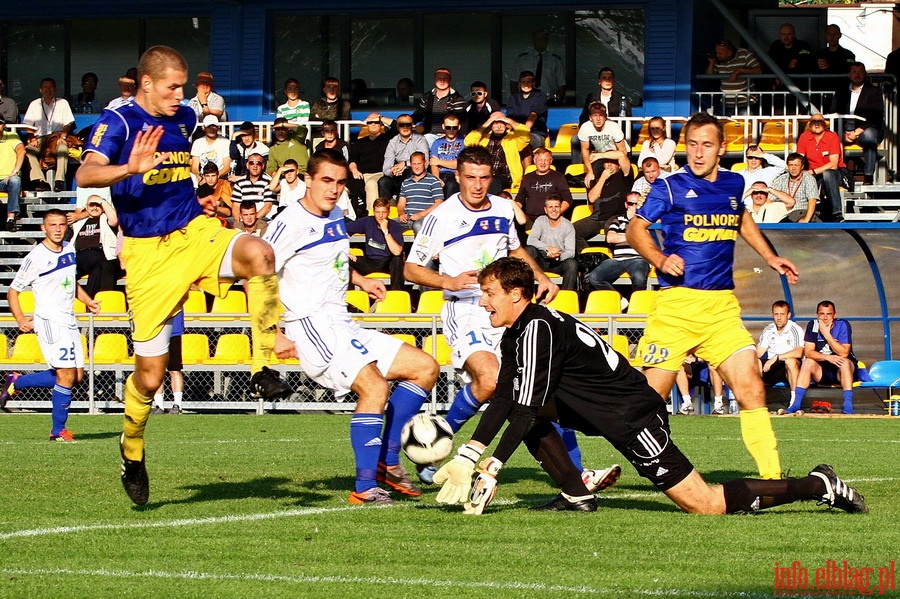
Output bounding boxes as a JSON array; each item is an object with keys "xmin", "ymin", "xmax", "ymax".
[
  {"xmin": 728, "ymin": 390, "xmax": 738, "ymax": 415},
  {"xmin": 891, "ymin": 395, "xmax": 900, "ymax": 417},
  {"xmin": 619, "ymin": 95, "xmax": 628, "ymax": 116}
]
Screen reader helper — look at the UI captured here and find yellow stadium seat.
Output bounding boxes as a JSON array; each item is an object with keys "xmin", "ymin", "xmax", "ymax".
[
  {"xmin": 0, "ymin": 334, "xmax": 44, "ymax": 364},
  {"xmin": 620, "ymin": 289, "xmax": 659, "ymax": 322},
  {"xmin": 583, "ymin": 290, "xmax": 622, "ymax": 317},
  {"xmin": 206, "ymin": 333, "xmax": 251, "ymax": 364},
  {"xmin": 571, "ymin": 204, "xmax": 592, "ymax": 223},
  {"xmin": 542, "ymin": 290, "xmax": 580, "ymax": 314},
  {"xmin": 758, "ymin": 120, "xmax": 792, "ymax": 153},
  {"xmin": 581, "ymin": 246, "xmax": 612, "ymax": 258},
  {"xmin": 610, "ymin": 333, "xmax": 631, "ymax": 360},
  {"xmin": 0, "ymin": 333, "xmax": 6, "ymax": 358},
  {"xmin": 564, "ymin": 163, "xmax": 585, "ymax": 177},
  {"xmin": 391, "ymin": 333, "xmax": 417, "ymax": 347},
  {"xmin": 183, "ymin": 289, "xmax": 208, "ymax": 316},
  {"xmin": 722, "ymin": 120, "xmax": 749, "ymax": 153},
  {"xmin": 16, "ymin": 290, "xmax": 34, "ymax": 313},
  {"xmin": 346, "ymin": 289, "xmax": 371, "ymax": 314},
  {"xmin": 730, "ymin": 162, "xmax": 747, "ymax": 172},
  {"xmin": 211, "ymin": 290, "xmax": 247, "ymax": 314},
  {"xmin": 349, "ymin": 247, "xmax": 364, "ymax": 257},
  {"xmin": 180, "ymin": 333, "xmax": 211, "ymax": 364},
  {"xmin": 372, "ymin": 290, "xmax": 412, "ymax": 317},
  {"xmin": 92, "ymin": 333, "xmax": 133, "ymax": 364},
  {"xmin": 549, "ymin": 123, "xmax": 580, "ymax": 156},
  {"xmin": 94, "ymin": 289, "xmax": 126, "ymax": 312},
  {"xmin": 631, "ymin": 121, "xmax": 650, "ymax": 153},
  {"xmin": 408, "ymin": 289, "xmax": 445, "ymax": 322},
  {"xmin": 422, "ymin": 334, "xmax": 453, "ymax": 366},
  {"xmin": 74, "ymin": 298, "xmax": 86, "ymax": 314}
]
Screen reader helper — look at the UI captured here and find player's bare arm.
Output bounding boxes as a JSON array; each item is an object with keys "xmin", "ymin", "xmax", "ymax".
[
  {"xmin": 76, "ymin": 286, "xmax": 101, "ymax": 315},
  {"xmin": 7, "ymin": 288, "xmax": 33, "ymax": 333},
  {"xmin": 274, "ymin": 329, "xmax": 298, "ymax": 360},
  {"xmin": 352, "ymin": 270, "xmax": 387, "ymax": 302},
  {"xmin": 737, "ymin": 213, "xmax": 799, "ymax": 283},
  {"xmin": 626, "ymin": 217, "xmax": 684, "ymax": 277},
  {"xmin": 76, "ymin": 126, "xmax": 170, "ymax": 188},
  {"xmin": 404, "ymin": 263, "xmax": 479, "ymax": 292}
]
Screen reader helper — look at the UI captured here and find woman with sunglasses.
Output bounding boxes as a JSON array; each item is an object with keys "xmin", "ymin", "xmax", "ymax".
[{"xmin": 636, "ymin": 116, "xmax": 677, "ymax": 173}]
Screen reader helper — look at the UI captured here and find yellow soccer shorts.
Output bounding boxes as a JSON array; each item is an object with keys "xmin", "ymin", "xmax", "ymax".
[
  {"xmin": 636, "ymin": 287, "xmax": 755, "ymax": 372},
  {"xmin": 121, "ymin": 216, "xmax": 240, "ymax": 343}
]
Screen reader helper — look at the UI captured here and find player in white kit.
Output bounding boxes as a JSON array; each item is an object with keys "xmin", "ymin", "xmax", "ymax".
[
  {"xmin": 266, "ymin": 149, "xmax": 439, "ymax": 505},
  {"xmin": 2, "ymin": 210, "xmax": 100, "ymax": 440}
]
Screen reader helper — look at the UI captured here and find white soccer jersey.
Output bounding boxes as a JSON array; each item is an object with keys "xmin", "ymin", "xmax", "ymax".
[
  {"xmin": 264, "ymin": 201, "xmax": 350, "ymax": 320},
  {"xmin": 407, "ymin": 193, "xmax": 520, "ymax": 300},
  {"xmin": 10, "ymin": 241, "xmax": 77, "ymax": 325},
  {"xmin": 757, "ymin": 321, "xmax": 805, "ymax": 357}
]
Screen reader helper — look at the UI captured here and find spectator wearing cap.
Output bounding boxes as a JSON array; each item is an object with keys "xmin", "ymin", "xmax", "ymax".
[
  {"xmin": 71, "ymin": 194, "xmax": 121, "ymax": 298},
  {"xmin": 0, "ymin": 114, "xmax": 25, "ymax": 231},
  {"xmin": 229, "ymin": 121, "xmax": 269, "ymax": 180},
  {"xmin": 190, "ymin": 115, "xmax": 232, "ymax": 179},
  {"xmin": 267, "ymin": 117, "xmax": 309, "ymax": 176},
  {"xmin": 188, "ymin": 72, "xmax": 227, "ymax": 121},
  {"xmin": 105, "ymin": 75, "xmax": 136, "ymax": 111},
  {"xmin": 506, "ymin": 70, "xmax": 549, "ymax": 148}
]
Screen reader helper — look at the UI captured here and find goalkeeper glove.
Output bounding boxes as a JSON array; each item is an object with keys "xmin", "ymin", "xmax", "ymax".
[
  {"xmin": 434, "ymin": 443, "xmax": 483, "ymax": 504},
  {"xmin": 464, "ymin": 457, "xmax": 503, "ymax": 515}
]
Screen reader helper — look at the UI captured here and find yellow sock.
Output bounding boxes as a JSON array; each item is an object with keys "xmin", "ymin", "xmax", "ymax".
[
  {"xmin": 740, "ymin": 407, "xmax": 782, "ymax": 479},
  {"xmin": 246, "ymin": 273, "xmax": 281, "ymax": 374},
  {"xmin": 122, "ymin": 375, "xmax": 152, "ymax": 461}
]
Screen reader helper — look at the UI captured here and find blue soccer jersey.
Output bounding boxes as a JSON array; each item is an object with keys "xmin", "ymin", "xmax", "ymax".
[
  {"xmin": 636, "ymin": 168, "xmax": 744, "ymax": 290},
  {"xmin": 83, "ymin": 103, "xmax": 201, "ymax": 238}
]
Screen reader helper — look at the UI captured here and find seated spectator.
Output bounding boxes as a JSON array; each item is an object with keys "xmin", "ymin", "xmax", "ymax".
[
  {"xmin": 188, "ymin": 72, "xmax": 227, "ymax": 122},
  {"xmin": 674, "ymin": 354, "xmax": 725, "ymax": 415},
  {"xmin": 756, "ymin": 300, "xmax": 805, "ymax": 406},
  {"xmin": 515, "ymin": 146, "xmax": 572, "ymax": 226},
  {"xmin": 429, "ymin": 114, "xmax": 464, "ymax": 198},
  {"xmin": 636, "ymin": 117, "xmax": 677, "ymax": 173},
  {"xmin": 787, "ymin": 300, "xmax": 858, "ymax": 415},
  {"xmin": 268, "ymin": 158, "xmax": 305, "ymax": 214},
  {"xmin": 190, "ymin": 115, "xmax": 231, "ymax": 179},
  {"xmin": 464, "ymin": 111, "xmax": 531, "ymax": 194},
  {"xmin": 741, "ymin": 145, "xmax": 786, "ymax": 195},
  {"xmin": 276, "ymin": 78, "xmax": 310, "ymax": 140},
  {"xmin": 414, "ymin": 68, "xmax": 466, "ymax": 143},
  {"xmin": 315, "ymin": 119, "xmax": 349, "ymax": 161},
  {"xmin": 464, "ymin": 81, "xmax": 502, "ymax": 134},
  {"xmin": 829, "ymin": 62, "xmax": 884, "ymax": 185},
  {"xmin": 767, "ymin": 153, "xmax": 819, "ymax": 222},
  {"xmin": 232, "ymin": 152, "xmax": 276, "ymax": 220},
  {"xmin": 525, "ymin": 196, "xmax": 578, "ymax": 291},
  {"xmin": 105, "ymin": 75, "xmax": 136, "ymax": 111},
  {"xmin": 745, "ymin": 181, "xmax": 788, "ymax": 224},
  {"xmin": 348, "ymin": 113, "xmax": 393, "ymax": 213},
  {"xmin": 578, "ymin": 102, "xmax": 628, "ymax": 190},
  {"xmin": 0, "ymin": 116, "xmax": 25, "ymax": 231},
  {"xmin": 346, "ymin": 197, "xmax": 406, "ymax": 290},
  {"xmin": 234, "ymin": 200, "xmax": 268, "ymax": 237},
  {"xmin": 796, "ymin": 115, "xmax": 847, "ymax": 221},
  {"xmin": 229, "ymin": 121, "xmax": 269, "ymax": 180},
  {"xmin": 0, "ymin": 78, "xmax": 18, "ymax": 125},
  {"xmin": 379, "ymin": 114, "xmax": 429, "ymax": 199},
  {"xmin": 704, "ymin": 39, "xmax": 761, "ymax": 116},
  {"xmin": 395, "ymin": 77, "xmax": 416, "ymax": 107},
  {"xmin": 267, "ymin": 117, "xmax": 309, "ymax": 176},
  {"xmin": 397, "ymin": 151, "xmax": 442, "ymax": 233},
  {"xmin": 71, "ymin": 195, "xmax": 120, "ymax": 298},
  {"xmin": 310, "ymin": 77, "xmax": 351, "ymax": 122},
  {"xmin": 631, "ymin": 156, "xmax": 668, "ymax": 201},
  {"xmin": 585, "ymin": 192, "xmax": 649, "ymax": 294},
  {"xmin": 196, "ymin": 161, "xmax": 234, "ymax": 225},
  {"xmin": 22, "ymin": 77, "xmax": 75, "ymax": 192},
  {"xmin": 506, "ymin": 70, "xmax": 549, "ymax": 148},
  {"xmin": 71, "ymin": 72, "xmax": 99, "ymax": 113},
  {"xmin": 574, "ymin": 151, "xmax": 633, "ymax": 254}
]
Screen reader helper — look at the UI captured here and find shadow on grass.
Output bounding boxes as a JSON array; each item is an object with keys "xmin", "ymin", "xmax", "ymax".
[
  {"xmin": 139, "ymin": 476, "xmax": 332, "ymax": 509},
  {"xmin": 69, "ymin": 431, "xmax": 121, "ymax": 441}
]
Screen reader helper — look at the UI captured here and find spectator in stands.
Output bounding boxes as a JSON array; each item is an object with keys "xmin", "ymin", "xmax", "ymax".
[
  {"xmin": 515, "ymin": 146, "xmax": 572, "ymax": 226},
  {"xmin": 197, "ymin": 161, "xmax": 234, "ymax": 225},
  {"xmin": 232, "ymin": 152, "xmax": 276, "ymax": 219},
  {"xmin": 767, "ymin": 153, "xmax": 819, "ymax": 222},
  {"xmin": 350, "ymin": 78, "xmax": 374, "ymax": 107},
  {"xmin": 311, "ymin": 77, "xmax": 351, "ymax": 122},
  {"xmin": 756, "ymin": 300, "xmax": 805, "ymax": 408},
  {"xmin": 188, "ymin": 72, "xmax": 227, "ymax": 121},
  {"xmin": 267, "ymin": 117, "xmax": 309, "ymax": 176},
  {"xmin": 796, "ymin": 115, "xmax": 846, "ymax": 222},
  {"xmin": 190, "ymin": 115, "xmax": 232, "ymax": 179},
  {"xmin": 234, "ymin": 200, "xmax": 268, "ymax": 237},
  {"xmin": 829, "ymin": 62, "xmax": 884, "ymax": 186},
  {"xmin": 0, "ymin": 79, "xmax": 18, "ymax": 125},
  {"xmin": 578, "ymin": 67, "xmax": 631, "ymax": 125},
  {"xmin": 315, "ymin": 119, "xmax": 349, "ymax": 161},
  {"xmin": 512, "ymin": 30, "xmax": 566, "ymax": 105},
  {"xmin": 637, "ymin": 116, "xmax": 677, "ymax": 173},
  {"xmin": 397, "ymin": 151, "xmax": 442, "ymax": 233},
  {"xmin": 23, "ymin": 77, "xmax": 75, "ymax": 192},
  {"xmin": 767, "ymin": 23, "xmax": 816, "ymax": 90},
  {"xmin": 414, "ymin": 68, "xmax": 467, "ymax": 143},
  {"xmin": 526, "ymin": 196, "xmax": 578, "ymax": 291},
  {"xmin": 71, "ymin": 72, "xmax": 99, "ymax": 113},
  {"xmin": 395, "ymin": 77, "xmax": 416, "ymax": 107},
  {"xmin": 229, "ymin": 121, "xmax": 269, "ymax": 180},
  {"xmin": 346, "ymin": 197, "xmax": 406, "ymax": 290},
  {"xmin": 506, "ymin": 70, "xmax": 549, "ymax": 148},
  {"xmin": 705, "ymin": 39, "xmax": 761, "ymax": 116},
  {"xmin": 745, "ymin": 181, "xmax": 788, "ymax": 224},
  {"xmin": 631, "ymin": 156, "xmax": 668, "ymax": 201},
  {"xmin": 574, "ymin": 150, "xmax": 633, "ymax": 254},
  {"xmin": 585, "ymin": 192, "xmax": 649, "ymax": 294},
  {"xmin": 348, "ymin": 113, "xmax": 393, "ymax": 213},
  {"xmin": 151, "ymin": 311, "xmax": 184, "ymax": 415},
  {"xmin": 268, "ymin": 158, "xmax": 305, "ymax": 214},
  {"xmin": 379, "ymin": 113, "xmax": 429, "ymax": 199},
  {"xmin": 0, "ymin": 115, "xmax": 25, "ymax": 231},
  {"xmin": 71, "ymin": 195, "xmax": 120, "ymax": 298},
  {"xmin": 464, "ymin": 111, "xmax": 531, "ymax": 194},
  {"xmin": 104, "ymin": 75, "xmax": 136, "ymax": 111},
  {"xmin": 429, "ymin": 114, "xmax": 464, "ymax": 198},
  {"xmin": 464, "ymin": 81, "xmax": 502, "ymax": 134},
  {"xmin": 276, "ymin": 78, "xmax": 310, "ymax": 140},
  {"xmin": 787, "ymin": 300, "xmax": 858, "ymax": 415},
  {"xmin": 578, "ymin": 102, "xmax": 629, "ymax": 190},
  {"xmin": 815, "ymin": 25, "xmax": 855, "ymax": 78},
  {"xmin": 674, "ymin": 355, "xmax": 725, "ymax": 415},
  {"xmin": 741, "ymin": 145, "xmax": 786, "ymax": 196}
]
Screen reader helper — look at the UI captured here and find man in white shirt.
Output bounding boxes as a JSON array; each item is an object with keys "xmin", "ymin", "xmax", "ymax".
[
  {"xmin": 756, "ymin": 300, "xmax": 805, "ymax": 403},
  {"xmin": 578, "ymin": 102, "xmax": 628, "ymax": 189},
  {"xmin": 190, "ymin": 115, "xmax": 232, "ymax": 179},
  {"xmin": 22, "ymin": 78, "xmax": 75, "ymax": 192}
]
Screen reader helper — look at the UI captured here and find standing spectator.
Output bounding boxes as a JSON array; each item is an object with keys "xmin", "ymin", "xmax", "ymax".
[
  {"xmin": 0, "ymin": 115, "xmax": 25, "ymax": 231},
  {"xmin": 232, "ymin": 153, "xmax": 276, "ymax": 219},
  {"xmin": 71, "ymin": 72, "xmax": 99, "ymax": 113},
  {"xmin": 196, "ymin": 162, "xmax": 234, "ymax": 225},
  {"xmin": 515, "ymin": 146, "xmax": 572, "ymax": 225},
  {"xmin": 276, "ymin": 78, "xmax": 310, "ymax": 140},
  {"xmin": 463, "ymin": 111, "xmax": 531, "ymax": 194},
  {"xmin": 740, "ymin": 145, "xmax": 786, "ymax": 196},
  {"xmin": 756, "ymin": 300, "xmax": 805, "ymax": 407},
  {"xmin": 379, "ymin": 114, "xmax": 429, "ymax": 199},
  {"xmin": 829, "ymin": 62, "xmax": 884, "ymax": 185},
  {"xmin": 506, "ymin": 71, "xmax": 549, "ymax": 148},
  {"xmin": 464, "ymin": 81, "xmax": 502, "ymax": 134},
  {"xmin": 414, "ymin": 68, "xmax": 467, "ymax": 143},
  {"xmin": 815, "ymin": 25, "xmax": 855, "ymax": 78},
  {"xmin": 348, "ymin": 113, "xmax": 393, "ymax": 213},
  {"xmin": 578, "ymin": 67, "xmax": 631, "ymax": 124},
  {"xmin": 397, "ymin": 151, "xmax": 443, "ymax": 233},
  {"xmin": 346, "ymin": 197, "xmax": 406, "ymax": 290},
  {"xmin": 71, "ymin": 195, "xmax": 120, "ymax": 298},
  {"xmin": 0, "ymin": 79, "xmax": 18, "ymax": 125},
  {"xmin": 229, "ymin": 121, "xmax": 269, "ymax": 180},
  {"xmin": 585, "ymin": 192, "xmax": 649, "ymax": 294},
  {"xmin": 511, "ymin": 30, "xmax": 566, "ymax": 104},
  {"xmin": 234, "ymin": 200, "xmax": 269, "ymax": 237},
  {"xmin": 525, "ymin": 196, "xmax": 579, "ymax": 291},
  {"xmin": 767, "ymin": 153, "xmax": 819, "ymax": 222},
  {"xmin": 705, "ymin": 40, "xmax": 762, "ymax": 116},
  {"xmin": 188, "ymin": 72, "xmax": 227, "ymax": 121},
  {"xmin": 1, "ymin": 210, "xmax": 101, "ymax": 438},
  {"xmin": 796, "ymin": 115, "xmax": 846, "ymax": 222},
  {"xmin": 429, "ymin": 114, "xmax": 464, "ymax": 198},
  {"xmin": 577, "ymin": 102, "xmax": 628, "ymax": 190},
  {"xmin": 315, "ymin": 119, "xmax": 349, "ymax": 161},
  {"xmin": 767, "ymin": 23, "xmax": 816, "ymax": 87},
  {"xmin": 105, "ymin": 75, "xmax": 136, "ymax": 111},
  {"xmin": 395, "ymin": 77, "xmax": 416, "ymax": 108},
  {"xmin": 311, "ymin": 77, "xmax": 351, "ymax": 122},
  {"xmin": 636, "ymin": 117, "xmax": 677, "ymax": 173},
  {"xmin": 22, "ymin": 78, "xmax": 75, "ymax": 192},
  {"xmin": 151, "ymin": 311, "xmax": 185, "ymax": 415},
  {"xmin": 787, "ymin": 301, "xmax": 857, "ymax": 415},
  {"xmin": 190, "ymin": 115, "xmax": 231, "ymax": 179},
  {"xmin": 267, "ymin": 117, "xmax": 309, "ymax": 176}
]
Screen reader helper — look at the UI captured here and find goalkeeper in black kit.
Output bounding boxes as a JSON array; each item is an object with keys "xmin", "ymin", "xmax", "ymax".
[{"xmin": 433, "ymin": 257, "xmax": 867, "ymax": 516}]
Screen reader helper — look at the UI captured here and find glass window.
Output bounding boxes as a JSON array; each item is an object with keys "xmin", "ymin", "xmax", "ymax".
[
  {"xmin": 423, "ymin": 15, "xmax": 491, "ymax": 101},
  {"xmin": 574, "ymin": 10, "xmax": 645, "ymax": 108},
  {"xmin": 70, "ymin": 20, "xmax": 140, "ymax": 113},
  {"xmin": 5, "ymin": 23, "xmax": 67, "ymax": 117},
  {"xmin": 146, "ymin": 18, "xmax": 211, "ymax": 83},
  {"xmin": 273, "ymin": 15, "xmax": 342, "ymax": 115},
  {"xmin": 501, "ymin": 15, "xmax": 567, "ymax": 104},
  {"xmin": 350, "ymin": 17, "xmax": 414, "ymax": 107}
]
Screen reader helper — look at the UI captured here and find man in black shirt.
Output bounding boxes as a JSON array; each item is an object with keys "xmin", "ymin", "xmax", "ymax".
[{"xmin": 433, "ymin": 257, "xmax": 868, "ymax": 516}]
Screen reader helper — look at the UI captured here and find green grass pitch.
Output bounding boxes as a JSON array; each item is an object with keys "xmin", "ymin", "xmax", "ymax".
[{"xmin": 0, "ymin": 413, "xmax": 897, "ymax": 598}]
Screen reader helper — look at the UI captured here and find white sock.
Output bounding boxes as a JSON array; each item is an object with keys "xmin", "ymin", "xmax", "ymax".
[
  {"xmin": 790, "ymin": 391, "xmax": 796, "ymax": 402},
  {"xmin": 713, "ymin": 395, "xmax": 724, "ymax": 407},
  {"xmin": 173, "ymin": 391, "xmax": 183, "ymax": 406},
  {"xmin": 681, "ymin": 395, "xmax": 692, "ymax": 406},
  {"xmin": 153, "ymin": 393, "xmax": 164, "ymax": 407}
]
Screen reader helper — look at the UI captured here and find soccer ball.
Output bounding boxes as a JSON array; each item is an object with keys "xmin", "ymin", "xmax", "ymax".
[{"xmin": 401, "ymin": 413, "xmax": 454, "ymax": 465}]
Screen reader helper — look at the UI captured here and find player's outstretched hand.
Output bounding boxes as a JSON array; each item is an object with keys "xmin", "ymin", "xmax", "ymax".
[
  {"xmin": 767, "ymin": 255, "xmax": 799, "ymax": 284},
  {"xmin": 85, "ymin": 298, "xmax": 101, "ymax": 316},
  {"xmin": 434, "ymin": 443, "xmax": 483, "ymax": 505},
  {"xmin": 359, "ymin": 277, "xmax": 387, "ymax": 302},
  {"xmin": 535, "ymin": 276, "xmax": 559, "ymax": 305},
  {"xmin": 126, "ymin": 126, "xmax": 168, "ymax": 176},
  {"xmin": 464, "ymin": 457, "xmax": 502, "ymax": 515}
]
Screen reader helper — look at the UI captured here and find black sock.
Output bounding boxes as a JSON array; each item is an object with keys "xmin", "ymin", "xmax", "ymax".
[
  {"xmin": 523, "ymin": 420, "xmax": 586, "ymax": 496},
  {"xmin": 723, "ymin": 476, "xmax": 826, "ymax": 513}
]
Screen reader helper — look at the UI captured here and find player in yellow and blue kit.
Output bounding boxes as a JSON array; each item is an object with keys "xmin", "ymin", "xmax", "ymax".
[
  {"xmin": 76, "ymin": 46, "xmax": 290, "ymax": 505},
  {"xmin": 626, "ymin": 112, "xmax": 799, "ymax": 480}
]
